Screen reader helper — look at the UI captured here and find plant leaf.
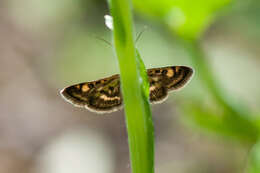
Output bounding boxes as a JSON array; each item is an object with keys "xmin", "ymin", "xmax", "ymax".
[{"xmin": 133, "ymin": 0, "xmax": 232, "ymax": 39}]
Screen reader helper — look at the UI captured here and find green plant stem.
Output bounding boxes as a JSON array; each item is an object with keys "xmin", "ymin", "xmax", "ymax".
[
  {"xmin": 184, "ymin": 40, "xmax": 243, "ymax": 114},
  {"xmin": 108, "ymin": 1, "xmax": 154, "ymax": 173},
  {"xmin": 182, "ymin": 39, "xmax": 259, "ymax": 143},
  {"xmin": 247, "ymin": 140, "xmax": 260, "ymax": 173}
]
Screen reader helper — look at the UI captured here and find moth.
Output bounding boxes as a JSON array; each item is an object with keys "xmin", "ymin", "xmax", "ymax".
[{"xmin": 60, "ymin": 66, "xmax": 193, "ymax": 113}]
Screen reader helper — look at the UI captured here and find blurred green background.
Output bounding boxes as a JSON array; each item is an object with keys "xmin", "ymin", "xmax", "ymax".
[{"xmin": 0, "ymin": 0, "xmax": 260, "ymax": 172}]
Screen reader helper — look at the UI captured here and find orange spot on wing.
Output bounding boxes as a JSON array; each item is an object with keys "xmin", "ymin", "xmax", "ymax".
[
  {"xmin": 82, "ymin": 84, "xmax": 89, "ymax": 92},
  {"xmin": 166, "ymin": 68, "xmax": 174, "ymax": 77}
]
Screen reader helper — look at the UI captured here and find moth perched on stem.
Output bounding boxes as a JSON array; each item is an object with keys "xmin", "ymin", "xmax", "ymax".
[{"xmin": 60, "ymin": 66, "xmax": 193, "ymax": 113}]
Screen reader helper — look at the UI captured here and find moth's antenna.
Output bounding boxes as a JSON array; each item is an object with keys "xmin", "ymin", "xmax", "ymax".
[
  {"xmin": 135, "ymin": 26, "xmax": 148, "ymax": 43},
  {"xmin": 89, "ymin": 33, "xmax": 112, "ymax": 47},
  {"xmin": 94, "ymin": 36, "xmax": 112, "ymax": 47}
]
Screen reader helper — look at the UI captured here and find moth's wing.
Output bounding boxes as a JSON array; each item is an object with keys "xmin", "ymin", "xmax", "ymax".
[
  {"xmin": 147, "ymin": 66, "xmax": 193, "ymax": 92},
  {"xmin": 60, "ymin": 82, "xmax": 92, "ymax": 108},
  {"xmin": 165, "ymin": 66, "xmax": 193, "ymax": 91},
  {"xmin": 60, "ymin": 74, "xmax": 123, "ymax": 113},
  {"xmin": 86, "ymin": 75, "xmax": 123, "ymax": 113},
  {"xmin": 149, "ymin": 83, "xmax": 168, "ymax": 104}
]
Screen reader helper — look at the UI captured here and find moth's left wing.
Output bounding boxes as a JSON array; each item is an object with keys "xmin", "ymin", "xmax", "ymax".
[
  {"xmin": 60, "ymin": 82, "xmax": 92, "ymax": 108},
  {"xmin": 60, "ymin": 74, "xmax": 123, "ymax": 113}
]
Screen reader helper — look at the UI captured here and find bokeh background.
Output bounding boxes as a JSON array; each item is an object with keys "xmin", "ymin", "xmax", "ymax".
[{"xmin": 0, "ymin": 0, "xmax": 260, "ymax": 173}]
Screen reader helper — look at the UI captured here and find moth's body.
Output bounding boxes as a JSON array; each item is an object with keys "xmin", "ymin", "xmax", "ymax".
[{"xmin": 60, "ymin": 66, "xmax": 193, "ymax": 113}]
